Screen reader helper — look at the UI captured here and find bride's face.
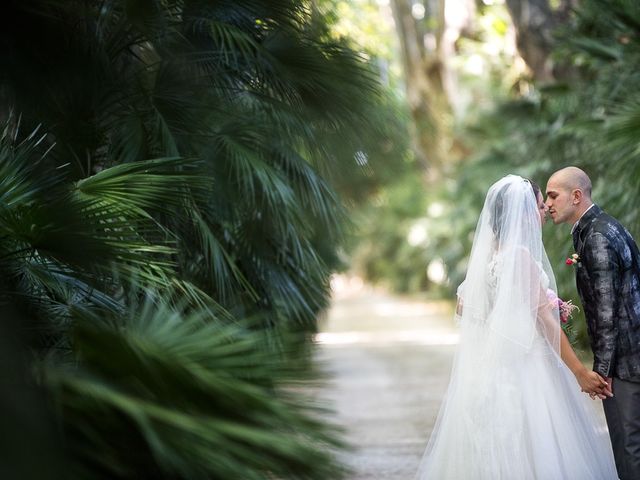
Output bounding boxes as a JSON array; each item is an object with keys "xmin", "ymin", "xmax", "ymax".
[{"xmin": 536, "ymin": 191, "xmax": 548, "ymax": 225}]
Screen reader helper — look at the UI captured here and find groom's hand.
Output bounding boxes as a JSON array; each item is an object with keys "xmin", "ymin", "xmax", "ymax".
[
  {"xmin": 605, "ymin": 377, "xmax": 613, "ymax": 396},
  {"xmin": 596, "ymin": 375, "xmax": 613, "ymax": 399},
  {"xmin": 578, "ymin": 370, "xmax": 613, "ymax": 399}
]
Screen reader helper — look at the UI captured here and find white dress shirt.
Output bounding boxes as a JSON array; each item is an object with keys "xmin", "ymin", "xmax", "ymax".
[{"xmin": 571, "ymin": 203, "xmax": 595, "ymax": 234}]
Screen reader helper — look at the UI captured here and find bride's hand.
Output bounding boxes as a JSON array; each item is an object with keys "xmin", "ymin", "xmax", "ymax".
[{"xmin": 577, "ymin": 369, "xmax": 613, "ymax": 399}]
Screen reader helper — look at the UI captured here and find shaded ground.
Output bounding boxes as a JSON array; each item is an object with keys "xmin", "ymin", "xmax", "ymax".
[{"xmin": 313, "ymin": 285, "xmax": 457, "ymax": 480}]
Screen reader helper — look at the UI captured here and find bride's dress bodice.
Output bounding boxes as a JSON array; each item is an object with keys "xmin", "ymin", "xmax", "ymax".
[
  {"xmin": 486, "ymin": 250, "xmax": 550, "ymax": 295},
  {"xmin": 484, "ymin": 250, "xmax": 551, "ymax": 349}
]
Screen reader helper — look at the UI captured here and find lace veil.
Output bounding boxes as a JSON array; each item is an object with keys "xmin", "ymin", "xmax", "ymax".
[{"xmin": 457, "ymin": 174, "xmax": 561, "ymax": 355}]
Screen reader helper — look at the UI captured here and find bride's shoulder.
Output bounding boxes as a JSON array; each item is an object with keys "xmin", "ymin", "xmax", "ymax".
[
  {"xmin": 502, "ymin": 244, "xmax": 538, "ymax": 262},
  {"xmin": 496, "ymin": 245, "xmax": 546, "ymax": 275},
  {"xmin": 507, "ymin": 244, "xmax": 533, "ymax": 255}
]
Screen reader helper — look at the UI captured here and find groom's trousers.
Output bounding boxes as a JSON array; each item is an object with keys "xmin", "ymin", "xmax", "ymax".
[{"xmin": 603, "ymin": 378, "xmax": 640, "ymax": 480}]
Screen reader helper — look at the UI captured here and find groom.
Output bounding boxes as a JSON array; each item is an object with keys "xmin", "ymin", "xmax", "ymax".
[{"xmin": 546, "ymin": 166, "xmax": 640, "ymax": 480}]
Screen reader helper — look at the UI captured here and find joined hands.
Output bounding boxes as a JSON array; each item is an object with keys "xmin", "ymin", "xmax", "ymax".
[{"xmin": 577, "ymin": 370, "xmax": 613, "ymax": 400}]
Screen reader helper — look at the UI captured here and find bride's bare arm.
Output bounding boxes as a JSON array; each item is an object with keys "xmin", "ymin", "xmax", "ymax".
[
  {"xmin": 516, "ymin": 247, "xmax": 611, "ymax": 398},
  {"xmin": 537, "ymin": 298, "xmax": 612, "ymax": 398}
]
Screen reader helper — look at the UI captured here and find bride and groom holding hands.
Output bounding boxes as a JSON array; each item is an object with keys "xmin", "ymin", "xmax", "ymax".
[{"xmin": 417, "ymin": 167, "xmax": 640, "ymax": 479}]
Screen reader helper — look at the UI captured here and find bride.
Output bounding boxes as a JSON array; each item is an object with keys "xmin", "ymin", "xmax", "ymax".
[{"xmin": 416, "ymin": 175, "xmax": 618, "ymax": 479}]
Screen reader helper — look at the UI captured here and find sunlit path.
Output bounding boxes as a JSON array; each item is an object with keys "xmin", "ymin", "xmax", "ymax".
[{"xmin": 314, "ymin": 278, "xmax": 458, "ymax": 480}]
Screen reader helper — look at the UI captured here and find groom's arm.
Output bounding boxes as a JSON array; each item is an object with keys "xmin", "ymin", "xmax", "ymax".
[{"xmin": 583, "ymin": 232, "xmax": 620, "ymax": 378}]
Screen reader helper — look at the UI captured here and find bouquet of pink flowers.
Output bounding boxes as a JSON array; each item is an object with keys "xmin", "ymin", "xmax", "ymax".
[{"xmin": 546, "ymin": 289, "xmax": 579, "ymax": 324}]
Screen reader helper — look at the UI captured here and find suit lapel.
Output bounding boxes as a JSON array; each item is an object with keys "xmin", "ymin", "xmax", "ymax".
[
  {"xmin": 575, "ymin": 229, "xmax": 585, "ymax": 257},
  {"xmin": 572, "ymin": 227, "xmax": 581, "ymax": 254},
  {"xmin": 573, "ymin": 205, "xmax": 602, "ymax": 259}
]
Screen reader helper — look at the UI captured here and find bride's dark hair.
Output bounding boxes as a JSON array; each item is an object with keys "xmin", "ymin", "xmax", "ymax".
[
  {"xmin": 528, "ymin": 179, "xmax": 541, "ymax": 199},
  {"xmin": 490, "ymin": 178, "xmax": 540, "ymax": 238}
]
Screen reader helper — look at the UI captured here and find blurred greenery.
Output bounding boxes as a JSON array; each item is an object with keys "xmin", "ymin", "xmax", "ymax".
[
  {"xmin": 328, "ymin": 0, "xmax": 519, "ymax": 295},
  {"xmin": 0, "ymin": 0, "xmax": 405, "ymax": 477}
]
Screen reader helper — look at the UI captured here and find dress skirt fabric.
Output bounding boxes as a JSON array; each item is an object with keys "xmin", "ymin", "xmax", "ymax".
[{"xmin": 416, "ymin": 322, "xmax": 618, "ymax": 480}]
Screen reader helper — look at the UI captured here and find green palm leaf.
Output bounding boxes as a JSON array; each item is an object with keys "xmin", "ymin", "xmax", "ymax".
[{"xmin": 47, "ymin": 300, "xmax": 345, "ymax": 480}]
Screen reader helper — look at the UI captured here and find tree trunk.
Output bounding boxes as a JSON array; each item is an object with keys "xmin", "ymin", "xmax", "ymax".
[
  {"xmin": 390, "ymin": 0, "xmax": 452, "ymax": 176},
  {"xmin": 441, "ymin": 0, "xmax": 476, "ymax": 118},
  {"xmin": 505, "ymin": 0, "xmax": 572, "ymax": 82}
]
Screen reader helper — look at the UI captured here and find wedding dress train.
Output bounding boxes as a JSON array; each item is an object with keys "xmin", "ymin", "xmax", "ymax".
[{"xmin": 416, "ymin": 320, "xmax": 617, "ymax": 479}]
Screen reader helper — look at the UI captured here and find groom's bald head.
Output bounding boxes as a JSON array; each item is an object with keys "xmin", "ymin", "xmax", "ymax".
[
  {"xmin": 548, "ymin": 167, "xmax": 592, "ymax": 198},
  {"xmin": 545, "ymin": 167, "xmax": 594, "ymax": 225}
]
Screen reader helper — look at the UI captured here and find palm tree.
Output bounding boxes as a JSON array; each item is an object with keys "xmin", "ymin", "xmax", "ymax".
[
  {"xmin": 2, "ymin": 0, "xmax": 385, "ymax": 328},
  {"xmin": 0, "ymin": 0, "xmax": 393, "ymax": 477}
]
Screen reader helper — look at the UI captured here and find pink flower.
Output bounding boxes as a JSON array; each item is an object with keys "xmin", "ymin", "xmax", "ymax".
[
  {"xmin": 559, "ymin": 300, "xmax": 579, "ymax": 323},
  {"xmin": 546, "ymin": 289, "xmax": 579, "ymax": 323}
]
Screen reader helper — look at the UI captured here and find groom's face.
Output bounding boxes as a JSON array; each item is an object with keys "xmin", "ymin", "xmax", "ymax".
[{"xmin": 545, "ymin": 179, "xmax": 574, "ymax": 225}]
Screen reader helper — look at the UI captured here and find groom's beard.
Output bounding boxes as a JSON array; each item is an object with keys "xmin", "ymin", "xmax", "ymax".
[{"xmin": 548, "ymin": 211, "xmax": 564, "ymax": 224}]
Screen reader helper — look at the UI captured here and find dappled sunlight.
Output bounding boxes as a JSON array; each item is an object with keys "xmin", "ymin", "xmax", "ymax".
[
  {"xmin": 315, "ymin": 276, "xmax": 458, "ymax": 478},
  {"xmin": 372, "ymin": 301, "xmax": 449, "ymax": 317},
  {"xmin": 314, "ymin": 330, "xmax": 459, "ymax": 346},
  {"xmin": 321, "ymin": 274, "xmax": 459, "ymax": 346}
]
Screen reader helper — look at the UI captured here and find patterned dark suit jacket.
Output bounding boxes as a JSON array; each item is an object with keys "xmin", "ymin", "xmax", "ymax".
[{"xmin": 573, "ymin": 205, "xmax": 640, "ymax": 381}]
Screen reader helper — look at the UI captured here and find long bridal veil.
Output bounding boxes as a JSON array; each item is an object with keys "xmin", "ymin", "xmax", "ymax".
[
  {"xmin": 416, "ymin": 175, "xmax": 617, "ymax": 480},
  {"xmin": 459, "ymin": 175, "xmax": 561, "ymax": 354}
]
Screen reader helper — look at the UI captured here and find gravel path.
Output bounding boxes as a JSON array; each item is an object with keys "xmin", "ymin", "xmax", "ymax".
[{"xmin": 314, "ymin": 286, "xmax": 457, "ymax": 480}]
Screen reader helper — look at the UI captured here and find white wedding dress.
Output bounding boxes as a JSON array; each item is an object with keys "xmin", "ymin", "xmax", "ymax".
[{"xmin": 416, "ymin": 176, "xmax": 617, "ymax": 479}]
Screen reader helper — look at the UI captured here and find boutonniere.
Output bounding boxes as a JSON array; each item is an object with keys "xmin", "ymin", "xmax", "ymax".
[{"xmin": 565, "ymin": 253, "xmax": 580, "ymax": 266}]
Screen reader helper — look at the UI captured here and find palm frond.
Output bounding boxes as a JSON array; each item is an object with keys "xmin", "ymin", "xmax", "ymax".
[{"xmin": 47, "ymin": 300, "xmax": 345, "ymax": 480}]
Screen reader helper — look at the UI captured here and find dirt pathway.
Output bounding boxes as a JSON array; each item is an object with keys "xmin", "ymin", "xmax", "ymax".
[{"xmin": 314, "ymin": 285, "xmax": 457, "ymax": 479}]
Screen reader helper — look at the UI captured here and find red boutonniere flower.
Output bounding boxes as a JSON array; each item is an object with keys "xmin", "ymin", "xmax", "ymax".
[{"xmin": 565, "ymin": 253, "xmax": 579, "ymax": 265}]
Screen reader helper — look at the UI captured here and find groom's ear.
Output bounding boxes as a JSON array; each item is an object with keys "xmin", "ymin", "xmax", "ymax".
[{"xmin": 572, "ymin": 188, "xmax": 584, "ymax": 205}]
